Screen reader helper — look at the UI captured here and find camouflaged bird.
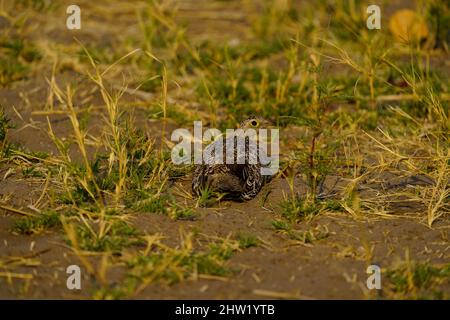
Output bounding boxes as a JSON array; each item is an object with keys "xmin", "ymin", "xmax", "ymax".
[{"xmin": 192, "ymin": 117, "xmax": 273, "ymax": 200}]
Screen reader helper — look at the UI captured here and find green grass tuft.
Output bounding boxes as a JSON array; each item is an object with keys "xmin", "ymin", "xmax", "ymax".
[{"xmin": 12, "ymin": 210, "xmax": 60, "ymax": 235}]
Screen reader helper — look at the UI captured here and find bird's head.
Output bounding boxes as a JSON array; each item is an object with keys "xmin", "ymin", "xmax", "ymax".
[{"xmin": 238, "ymin": 116, "xmax": 272, "ymax": 130}]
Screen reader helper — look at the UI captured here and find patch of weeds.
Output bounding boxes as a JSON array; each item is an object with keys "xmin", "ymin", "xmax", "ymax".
[
  {"xmin": 197, "ymin": 64, "xmax": 308, "ymax": 125},
  {"xmin": 0, "ymin": 38, "xmax": 41, "ymax": 86},
  {"xmin": 137, "ymin": 2, "xmax": 183, "ymax": 51},
  {"xmin": 194, "ymin": 255, "xmax": 231, "ymax": 277},
  {"xmin": 74, "ymin": 221, "xmax": 143, "ymax": 253},
  {"xmin": 15, "ymin": 0, "xmax": 57, "ymax": 11},
  {"xmin": 57, "ymin": 125, "xmax": 169, "ymax": 208},
  {"xmin": 1, "ymin": 38, "xmax": 41, "ymax": 62},
  {"xmin": 92, "ymin": 282, "xmax": 136, "ymax": 300},
  {"xmin": 272, "ymin": 219, "xmax": 329, "ymax": 244},
  {"xmin": 167, "ymin": 203, "xmax": 196, "ymax": 220},
  {"xmin": 289, "ymin": 225, "xmax": 329, "ymax": 244},
  {"xmin": 247, "ymin": 37, "xmax": 292, "ymax": 60},
  {"xmin": 130, "ymin": 191, "xmax": 167, "ymax": 214},
  {"xmin": 55, "ymin": 162, "xmax": 103, "ymax": 207},
  {"xmin": 237, "ymin": 233, "xmax": 259, "ymax": 249},
  {"xmin": 271, "ymin": 219, "xmax": 291, "ymax": 232},
  {"xmin": 323, "ymin": 199, "xmax": 345, "ymax": 211},
  {"xmin": 26, "ymin": 150, "xmax": 50, "ymax": 159},
  {"xmin": 124, "ymin": 237, "xmax": 238, "ymax": 288},
  {"xmin": 195, "ymin": 186, "xmax": 221, "ymax": 208},
  {"xmin": 129, "ymin": 191, "xmax": 196, "ymax": 220},
  {"xmin": 197, "ymin": 67, "xmax": 252, "ymax": 110},
  {"xmin": 332, "ymin": 108, "xmax": 379, "ymax": 131},
  {"xmin": 386, "ymin": 262, "xmax": 450, "ymax": 299},
  {"xmin": 58, "ymin": 185, "xmax": 93, "ymax": 208},
  {"xmin": 0, "ymin": 107, "xmax": 11, "ymax": 138},
  {"xmin": 0, "ymin": 106, "xmax": 11, "ymax": 155},
  {"xmin": 145, "ymin": 102, "xmax": 194, "ymax": 125},
  {"xmin": 327, "ymin": 1, "xmax": 367, "ymax": 41},
  {"xmin": 208, "ymin": 240, "xmax": 236, "ymax": 260},
  {"xmin": 425, "ymin": 0, "xmax": 450, "ymax": 49},
  {"xmin": 0, "ymin": 53, "xmax": 26, "ymax": 85},
  {"xmin": 77, "ymin": 45, "xmax": 120, "ymax": 65},
  {"xmin": 250, "ymin": 0, "xmax": 300, "ymax": 43},
  {"xmin": 12, "ymin": 210, "xmax": 60, "ymax": 235},
  {"xmin": 280, "ymin": 196, "xmax": 321, "ymax": 222},
  {"xmin": 21, "ymin": 166, "xmax": 46, "ymax": 178}
]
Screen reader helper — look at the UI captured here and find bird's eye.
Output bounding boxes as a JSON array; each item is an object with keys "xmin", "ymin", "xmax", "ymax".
[{"xmin": 251, "ymin": 120, "xmax": 258, "ymax": 127}]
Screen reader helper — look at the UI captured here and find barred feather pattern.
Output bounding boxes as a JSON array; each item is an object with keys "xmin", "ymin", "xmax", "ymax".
[{"xmin": 192, "ymin": 128, "xmax": 270, "ymax": 200}]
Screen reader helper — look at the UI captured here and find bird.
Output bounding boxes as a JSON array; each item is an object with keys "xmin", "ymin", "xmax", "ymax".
[{"xmin": 192, "ymin": 116, "xmax": 274, "ymax": 201}]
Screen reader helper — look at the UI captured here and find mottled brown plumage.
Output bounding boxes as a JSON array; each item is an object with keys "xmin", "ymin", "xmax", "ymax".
[{"xmin": 192, "ymin": 117, "xmax": 272, "ymax": 200}]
